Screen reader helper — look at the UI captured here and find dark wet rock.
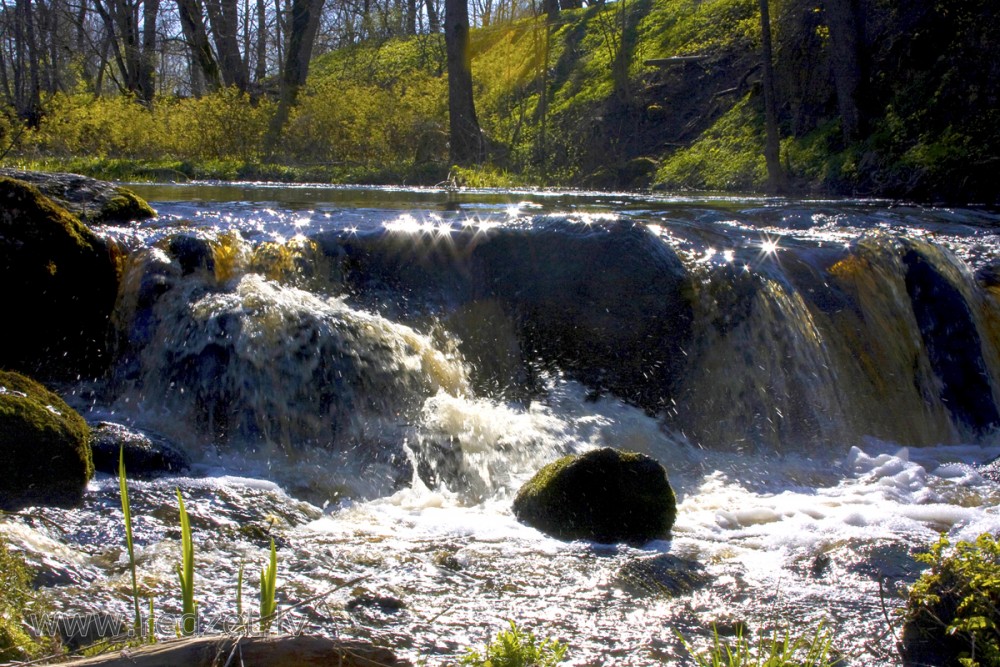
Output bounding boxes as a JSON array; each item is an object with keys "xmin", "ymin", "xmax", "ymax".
[
  {"xmin": 0, "ymin": 169, "xmax": 155, "ymax": 224},
  {"xmin": 89, "ymin": 421, "xmax": 190, "ymax": 478},
  {"xmin": 902, "ymin": 244, "xmax": 1000, "ymax": 433},
  {"xmin": 618, "ymin": 157, "xmax": 659, "ymax": 190},
  {"xmin": 0, "ymin": 371, "xmax": 93, "ymax": 510},
  {"xmin": 0, "ymin": 177, "xmax": 120, "ymax": 379},
  {"xmin": 317, "ymin": 219, "xmax": 693, "ymax": 413},
  {"xmin": 615, "ymin": 554, "xmax": 710, "ymax": 597},
  {"xmin": 346, "ymin": 591, "xmax": 406, "ymax": 613},
  {"xmin": 166, "ymin": 234, "xmax": 216, "ymax": 276},
  {"xmin": 512, "ymin": 447, "xmax": 677, "ymax": 544}
]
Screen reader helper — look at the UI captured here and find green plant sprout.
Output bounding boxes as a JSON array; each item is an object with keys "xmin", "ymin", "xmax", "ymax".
[
  {"xmin": 259, "ymin": 538, "xmax": 277, "ymax": 632},
  {"xmin": 118, "ymin": 447, "xmax": 141, "ymax": 638},
  {"xmin": 236, "ymin": 559, "xmax": 244, "ymax": 622},
  {"xmin": 175, "ymin": 488, "xmax": 196, "ymax": 636},
  {"xmin": 460, "ymin": 620, "xmax": 568, "ymax": 666},
  {"xmin": 679, "ymin": 622, "xmax": 840, "ymax": 667}
]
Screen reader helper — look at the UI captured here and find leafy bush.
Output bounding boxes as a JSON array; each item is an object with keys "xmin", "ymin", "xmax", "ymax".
[
  {"xmin": 902, "ymin": 533, "xmax": 1000, "ymax": 667},
  {"xmin": 460, "ymin": 620, "xmax": 568, "ymax": 667}
]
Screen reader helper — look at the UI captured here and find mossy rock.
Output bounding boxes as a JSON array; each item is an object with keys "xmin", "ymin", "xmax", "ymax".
[
  {"xmin": 0, "ymin": 177, "xmax": 120, "ymax": 378},
  {"xmin": 92, "ymin": 190, "xmax": 156, "ymax": 224},
  {"xmin": 0, "ymin": 370, "xmax": 93, "ymax": 510},
  {"xmin": 512, "ymin": 448, "xmax": 677, "ymax": 544},
  {"xmin": 0, "ymin": 169, "xmax": 155, "ymax": 224}
]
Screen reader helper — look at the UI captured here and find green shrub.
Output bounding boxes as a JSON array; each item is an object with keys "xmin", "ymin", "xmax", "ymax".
[
  {"xmin": 460, "ymin": 620, "xmax": 568, "ymax": 667},
  {"xmin": 902, "ymin": 533, "xmax": 1000, "ymax": 667}
]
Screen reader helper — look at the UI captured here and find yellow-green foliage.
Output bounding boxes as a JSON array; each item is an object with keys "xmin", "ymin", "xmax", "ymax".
[
  {"xmin": 0, "ymin": 537, "xmax": 44, "ymax": 661},
  {"xmin": 904, "ymin": 533, "xmax": 1000, "ymax": 667},
  {"xmin": 637, "ymin": 0, "xmax": 757, "ymax": 60},
  {"xmin": 281, "ymin": 76, "xmax": 445, "ymax": 166},
  {"xmin": 24, "ymin": 89, "xmax": 273, "ymax": 163},
  {"xmin": 655, "ymin": 95, "xmax": 767, "ymax": 191}
]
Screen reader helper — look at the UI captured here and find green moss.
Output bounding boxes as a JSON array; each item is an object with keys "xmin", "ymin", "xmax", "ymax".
[
  {"xmin": 95, "ymin": 189, "xmax": 156, "ymax": 224},
  {"xmin": 0, "ymin": 370, "xmax": 93, "ymax": 509},
  {"xmin": 512, "ymin": 448, "xmax": 677, "ymax": 544},
  {"xmin": 0, "ymin": 537, "xmax": 45, "ymax": 661},
  {"xmin": 0, "ymin": 176, "xmax": 96, "ymax": 251},
  {"xmin": 902, "ymin": 533, "xmax": 1000, "ymax": 667}
]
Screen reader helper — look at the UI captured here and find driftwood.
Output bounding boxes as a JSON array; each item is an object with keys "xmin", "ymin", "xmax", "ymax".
[
  {"xmin": 54, "ymin": 635, "xmax": 410, "ymax": 667},
  {"xmin": 643, "ymin": 55, "xmax": 709, "ymax": 67}
]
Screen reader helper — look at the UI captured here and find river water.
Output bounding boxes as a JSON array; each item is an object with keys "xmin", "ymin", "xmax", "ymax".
[{"xmin": 5, "ymin": 183, "xmax": 1000, "ymax": 665}]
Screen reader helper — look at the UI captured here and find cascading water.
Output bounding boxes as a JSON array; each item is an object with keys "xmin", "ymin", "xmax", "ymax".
[{"xmin": 5, "ymin": 185, "xmax": 1000, "ymax": 665}]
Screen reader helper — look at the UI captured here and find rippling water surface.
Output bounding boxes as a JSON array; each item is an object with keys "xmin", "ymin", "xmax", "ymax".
[{"xmin": 6, "ymin": 183, "xmax": 1000, "ymax": 665}]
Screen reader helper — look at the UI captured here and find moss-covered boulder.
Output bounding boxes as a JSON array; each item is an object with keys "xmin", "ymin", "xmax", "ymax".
[
  {"xmin": 0, "ymin": 177, "xmax": 120, "ymax": 378},
  {"xmin": 0, "ymin": 371, "xmax": 93, "ymax": 510},
  {"xmin": 0, "ymin": 169, "xmax": 155, "ymax": 224},
  {"xmin": 512, "ymin": 448, "xmax": 677, "ymax": 544}
]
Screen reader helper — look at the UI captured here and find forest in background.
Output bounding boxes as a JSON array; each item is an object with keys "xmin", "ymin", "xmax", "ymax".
[{"xmin": 0, "ymin": 0, "xmax": 996, "ymax": 203}]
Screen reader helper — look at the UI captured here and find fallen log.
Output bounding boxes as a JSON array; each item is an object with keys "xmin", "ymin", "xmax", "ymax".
[{"xmin": 55, "ymin": 635, "xmax": 410, "ymax": 667}]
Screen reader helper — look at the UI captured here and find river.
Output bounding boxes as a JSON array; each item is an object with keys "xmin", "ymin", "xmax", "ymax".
[{"xmin": 5, "ymin": 183, "xmax": 1000, "ymax": 665}]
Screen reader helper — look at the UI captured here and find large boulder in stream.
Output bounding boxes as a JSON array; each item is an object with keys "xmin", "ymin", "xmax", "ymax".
[
  {"xmin": 0, "ymin": 177, "xmax": 120, "ymax": 378},
  {"xmin": 512, "ymin": 447, "xmax": 677, "ymax": 544},
  {"xmin": 0, "ymin": 168, "xmax": 155, "ymax": 224},
  {"xmin": 0, "ymin": 370, "xmax": 93, "ymax": 510},
  {"xmin": 318, "ymin": 218, "xmax": 693, "ymax": 411},
  {"xmin": 89, "ymin": 421, "xmax": 190, "ymax": 478}
]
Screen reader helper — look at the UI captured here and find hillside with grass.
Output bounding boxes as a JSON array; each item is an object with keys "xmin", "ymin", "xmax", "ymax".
[{"xmin": 6, "ymin": 0, "xmax": 998, "ymax": 203}]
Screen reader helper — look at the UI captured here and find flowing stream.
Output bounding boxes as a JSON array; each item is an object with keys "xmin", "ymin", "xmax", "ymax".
[{"xmin": 5, "ymin": 183, "xmax": 1000, "ymax": 665}]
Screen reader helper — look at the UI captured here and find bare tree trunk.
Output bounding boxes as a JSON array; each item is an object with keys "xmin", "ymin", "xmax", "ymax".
[
  {"xmin": 16, "ymin": 0, "xmax": 41, "ymax": 124},
  {"xmin": 264, "ymin": 0, "xmax": 325, "ymax": 155},
  {"xmin": 406, "ymin": 0, "xmax": 416, "ymax": 34},
  {"xmin": 758, "ymin": 0, "xmax": 785, "ymax": 194},
  {"xmin": 425, "ymin": 0, "xmax": 439, "ymax": 33},
  {"xmin": 176, "ymin": 0, "xmax": 221, "ymax": 93},
  {"xmin": 824, "ymin": 0, "xmax": 866, "ymax": 143},
  {"xmin": 255, "ymin": 0, "xmax": 267, "ymax": 82},
  {"xmin": 139, "ymin": 0, "xmax": 159, "ymax": 103},
  {"xmin": 444, "ymin": 0, "xmax": 482, "ymax": 164},
  {"xmin": 205, "ymin": 0, "xmax": 248, "ymax": 90}
]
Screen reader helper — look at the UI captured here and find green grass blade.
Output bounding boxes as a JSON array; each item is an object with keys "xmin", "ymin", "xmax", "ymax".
[
  {"xmin": 175, "ymin": 488, "xmax": 196, "ymax": 635},
  {"xmin": 119, "ymin": 446, "xmax": 141, "ymax": 638},
  {"xmin": 236, "ymin": 560, "xmax": 244, "ymax": 622},
  {"xmin": 259, "ymin": 538, "xmax": 277, "ymax": 632}
]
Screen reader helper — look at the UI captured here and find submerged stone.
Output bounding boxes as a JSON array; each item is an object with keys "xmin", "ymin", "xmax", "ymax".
[
  {"xmin": 512, "ymin": 447, "xmax": 677, "ymax": 544},
  {"xmin": 0, "ymin": 371, "xmax": 93, "ymax": 510},
  {"xmin": 89, "ymin": 421, "xmax": 190, "ymax": 478},
  {"xmin": 0, "ymin": 177, "xmax": 120, "ymax": 378}
]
